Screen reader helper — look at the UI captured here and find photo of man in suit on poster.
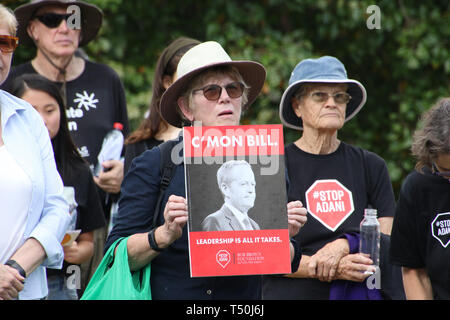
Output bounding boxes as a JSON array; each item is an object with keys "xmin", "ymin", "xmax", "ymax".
[{"xmin": 201, "ymin": 160, "xmax": 260, "ymax": 231}]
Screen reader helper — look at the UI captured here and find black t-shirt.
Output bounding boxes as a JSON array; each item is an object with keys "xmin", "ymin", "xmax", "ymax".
[
  {"xmin": 263, "ymin": 142, "xmax": 395, "ymax": 299},
  {"xmin": 390, "ymin": 169, "xmax": 450, "ymax": 299},
  {"xmin": 47, "ymin": 162, "xmax": 106, "ymax": 277},
  {"xmin": 1, "ymin": 60, "xmax": 130, "ymax": 169}
]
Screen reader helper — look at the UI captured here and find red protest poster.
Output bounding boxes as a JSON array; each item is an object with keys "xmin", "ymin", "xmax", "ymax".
[{"xmin": 183, "ymin": 124, "xmax": 291, "ymax": 277}]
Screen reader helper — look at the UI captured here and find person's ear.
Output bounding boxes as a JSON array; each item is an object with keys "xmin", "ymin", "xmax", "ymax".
[
  {"xmin": 27, "ymin": 21, "xmax": 39, "ymax": 43},
  {"xmin": 177, "ymin": 97, "xmax": 194, "ymax": 121},
  {"xmin": 292, "ymin": 97, "xmax": 302, "ymax": 118},
  {"xmin": 220, "ymin": 183, "xmax": 230, "ymax": 198},
  {"xmin": 162, "ymin": 75, "xmax": 173, "ymax": 90}
]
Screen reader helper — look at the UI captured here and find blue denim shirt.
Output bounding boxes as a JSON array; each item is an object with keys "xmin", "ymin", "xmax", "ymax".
[{"xmin": 0, "ymin": 90, "xmax": 70, "ymax": 299}]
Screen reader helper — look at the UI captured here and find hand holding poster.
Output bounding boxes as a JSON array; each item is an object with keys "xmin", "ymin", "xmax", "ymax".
[{"xmin": 184, "ymin": 124, "xmax": 291, "ymax": 277}]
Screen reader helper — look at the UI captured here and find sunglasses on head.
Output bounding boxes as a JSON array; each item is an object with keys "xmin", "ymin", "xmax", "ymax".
[
  {"xmin": 0, "ymin": 35, "xmax": 19, "ymax": 53},
  {"xmin": 35, "ymin": 13, "xmax": 73, "ymax": 29},
  {"xmin": 193, "ymin": 82, "xmax": 245, "ymax": 101}
]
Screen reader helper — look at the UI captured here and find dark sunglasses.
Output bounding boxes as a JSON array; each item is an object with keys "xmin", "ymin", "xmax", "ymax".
[
  {"xmin": 193, "ymin": 82, "xmax": 245, "ymax": 101},
  {"xmin": 0, "ymin": 35, "xmax": 19, "ymax": 53},
  {"xmin": 35, "ymin": 13, "xmax": 72, "ymax": 29},
  {"xmin": 432, "ymin": 163, "xmax": 450, "ymax": 179}
]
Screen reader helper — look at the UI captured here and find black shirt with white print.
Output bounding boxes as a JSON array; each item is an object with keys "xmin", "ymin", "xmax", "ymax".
[
  {"xmin": 1, "ymin": 60, "xmax": 130, "ymax": 169},
  {"xmin": 390, "ymin": 168, "xmax": 450, "ymax": 299}
]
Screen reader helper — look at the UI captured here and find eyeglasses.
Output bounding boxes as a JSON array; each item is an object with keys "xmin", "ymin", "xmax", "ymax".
[
  {"xmin": 432, "ymin": 163, "xmax": 450, "ymax": 179},
  {"xmin": 193, "ymin": 82, "xmax": 245, "ymax": 101},
  {"xmin": 35, "ymin": 13, "xmax": 72, "ymax": 29},
  {"xmin": 301, "ymin": 91, "xmax": 352, "ymax": 104},
  {"xmin": 0, "ymin": 35, "xmax": 19, "ymax": 53}
]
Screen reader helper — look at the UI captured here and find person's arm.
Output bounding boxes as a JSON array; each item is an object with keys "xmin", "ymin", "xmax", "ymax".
[
  {"xmin": 63, "ymin": 232, "xmax": 94, "ymax": 265},
  {"xmin": 94, "ymin": 159, "xmax": 124, "ymax": 194},
  {"xmin": 0, "ymin": 237, "xmax": 48, "ymax": 299},
  {"xmin": 126, "ymin": 195, "xmax": 188, "ymax": 271},
  {"xmin": 29, "ymin": 109, "xmax": 70, "ymax": 269},
  {"xmin": 8, "ymin": 238, "xmax": 46, "ymax": 277},
  {"xmin": 286, "ymin": 238, "xmax": 350, "ymax": 281},
  {"xmin": 379, "ymin": 217, "xmax": 393, "ymax": 235},
  {"xmin": 402, "ymin": 267, "xmax": 433, "ymax": 300}
]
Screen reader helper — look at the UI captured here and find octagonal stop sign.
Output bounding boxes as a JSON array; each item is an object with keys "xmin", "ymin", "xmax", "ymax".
[{"xmin": 305, "ymin": 179, "xmax": 354, "ymax": 231}]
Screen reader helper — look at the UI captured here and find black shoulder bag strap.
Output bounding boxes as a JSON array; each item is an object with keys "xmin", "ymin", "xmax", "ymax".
[{"xmin": 151, "ymin": 139, "xmax": 178, "ymax": 228}]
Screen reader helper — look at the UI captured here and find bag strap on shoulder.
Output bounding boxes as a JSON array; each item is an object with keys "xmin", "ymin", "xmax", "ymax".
[{"xmin": 152, "ymin": 139, "xmax": 178, "ymax": 228}]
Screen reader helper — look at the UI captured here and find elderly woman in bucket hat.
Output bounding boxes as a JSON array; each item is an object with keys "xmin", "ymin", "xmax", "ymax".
[
  {"xmin": 105, "ymin": 41, "xmax": 306, "ymax": 300},
  {"xmin": 263, "ymin": 56, "xmax": 398, "ymax": 300}
]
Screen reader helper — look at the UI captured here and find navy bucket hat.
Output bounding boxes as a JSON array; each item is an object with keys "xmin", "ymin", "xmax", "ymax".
[{"xmin": 279, "ymin": 56, "xmax": 367, "ymax": 130}]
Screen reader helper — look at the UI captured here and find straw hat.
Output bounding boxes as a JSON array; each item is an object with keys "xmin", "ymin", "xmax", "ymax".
[
  {"xmin": 160, "ymin": 41, "xmax": 266, "ymax": 127},
  {"xmin": 279, "ymin": 56, "xmax": 367, "ymax": 130},
  {"xmin": 15, "ymin": 0, "xmax": 103, "ymax": 46}
]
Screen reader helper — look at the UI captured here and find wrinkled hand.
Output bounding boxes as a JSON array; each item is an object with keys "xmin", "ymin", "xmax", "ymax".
[
  {"xmin": 0, "ymin": 265, "xmax": 24, "ymax": 300},
  {"xmin": 156, "ymin": 195, "xmax": 188, "ymax": 249},
  {"xmin": 336, "ymin": 253, "xmax": 376, "ymax": 282},
  {"xmin": 287, "ymin": 201, "xmax": 307, "ymax": 238},
  {"xmin": 308, "ymin": 238, "xmax": 350, "ymax": 282},
  {"xmin": 94, "ymin": 160, "xmax": 124, "ymax": 194}
]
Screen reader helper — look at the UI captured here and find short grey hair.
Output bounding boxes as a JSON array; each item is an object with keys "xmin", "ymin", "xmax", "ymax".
[
  {"xmin": 0, "ymin": 4, "xmax": 18, "ymax": 36},
  {"xmin": 412, "ymin": 97, "xmax": 450, "ymax": 172}
]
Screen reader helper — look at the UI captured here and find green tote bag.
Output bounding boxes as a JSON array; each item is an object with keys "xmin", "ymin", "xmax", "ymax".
[{"xmin": 81, "ymin": 237, "xmax": 151, "ymax": 300}]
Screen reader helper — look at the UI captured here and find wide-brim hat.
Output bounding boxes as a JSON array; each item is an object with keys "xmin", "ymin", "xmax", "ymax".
[
  {"xmin": 15, "ymin": 0, "xmax": 103, "ymax": 47},
  {"xmin": 160, "ymin": 41, "xmax": 266, "ymax": 128},
  {"xmin": 279, "ymin": 56, "xmax": 367, "ymax": 130}
]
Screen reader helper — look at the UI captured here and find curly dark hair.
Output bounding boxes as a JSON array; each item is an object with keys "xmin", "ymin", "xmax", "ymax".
[{"xmin": 411, "ymin": 97, "xmax": 450, "ymax": 172}]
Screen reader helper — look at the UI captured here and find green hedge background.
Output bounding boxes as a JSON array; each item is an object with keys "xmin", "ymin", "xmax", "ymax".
[{"xmin": 3, "ymin": 0, "xmax": 449, "ymax": 196}]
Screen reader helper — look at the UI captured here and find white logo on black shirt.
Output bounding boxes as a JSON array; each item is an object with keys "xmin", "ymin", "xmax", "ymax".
[
  {"xmin": 74, "ymin": 91, "xmax": 99, "ymax": 111},
  {"xmin": 431, "ymin": 212, "xmax": 450, "ymax": 248}
]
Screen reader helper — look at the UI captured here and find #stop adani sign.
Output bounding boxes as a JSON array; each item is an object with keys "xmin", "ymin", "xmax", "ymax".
[{"xmin": 305, "ymin": 179, "xmax": 354, "ymax": 231}]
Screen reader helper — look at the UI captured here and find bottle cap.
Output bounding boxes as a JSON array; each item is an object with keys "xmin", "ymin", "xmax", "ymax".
[
  {"xmin": 113, "ymin": 122, "xmax": 123, "ymax": 131},
  {"xmin": 364, "ymin": 208, "xmax": 377, "ymax": 216}
]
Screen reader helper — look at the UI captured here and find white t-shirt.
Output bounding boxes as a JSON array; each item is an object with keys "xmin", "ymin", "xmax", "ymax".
[{"xmin": 0, "ymin": 145, "xmax": 32, "ymax": 263}]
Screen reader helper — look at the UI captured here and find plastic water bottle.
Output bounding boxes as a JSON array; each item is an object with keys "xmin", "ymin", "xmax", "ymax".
[
  {"xmin": 94, "ymin": 122, "xmax": 124, "ymax": 176},
  {"xmin": 359, "ymin": 208, "xmax": 380, "ymax": 268}
]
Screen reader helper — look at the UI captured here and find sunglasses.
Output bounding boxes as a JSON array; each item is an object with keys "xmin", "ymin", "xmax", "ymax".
[
  {"xmin": 432, "ymin": 163, "xmax": 450, "ymax": 179},
  {"xmin": 0, "ymin": 35, "xmax": 19, "ymax": 53},
  {"xmin": 302, "ymin": 91, "xmax": 352, "ymax": 104},
  {"xmin": 193, "ymin": 82, "xmax": 245, "ymax": 101},
  {"xmin": 35, "ymin": 13, "xmax": 73, "ymax": 29}
]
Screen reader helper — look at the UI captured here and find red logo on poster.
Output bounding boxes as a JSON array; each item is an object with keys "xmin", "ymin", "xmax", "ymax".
[
  {"xmin": 305, "ymin": 179, "xmax": 354, "ymax": 231},
  {"xmin": 216, "ymin": 250, "xmax": 231, "ymax": 268}
]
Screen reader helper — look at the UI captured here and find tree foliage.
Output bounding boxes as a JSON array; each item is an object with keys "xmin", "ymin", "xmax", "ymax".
[{"xmin": 4, "ymin": 0, "xmax": 449, "ymax": 196}]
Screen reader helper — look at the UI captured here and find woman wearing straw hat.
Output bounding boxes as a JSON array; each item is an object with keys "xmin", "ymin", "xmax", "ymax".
[
  {"xmin": 263, "ymin": 56, "xmax": 398, "ymax": 299},
  {"xmin": 105, "ymin": 41, "xmax": 306, "ymax": 299}
]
